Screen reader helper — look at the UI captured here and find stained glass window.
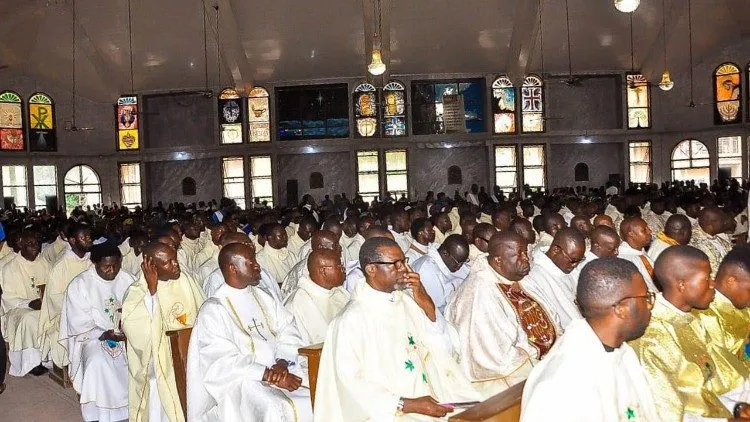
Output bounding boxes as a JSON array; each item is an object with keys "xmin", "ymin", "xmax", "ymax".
[
  {"xmin": 247, "ymin": 87, "xmax": 270, "ymax": 142},
  {"xmin": 118, "ymin": 163, "xmax": 142, "ymax": 210},
  {"xmin": 33, "ymin": 165, "xmax": 57, "ymax": 210},
  {"xmin": 276, "ymin": 84, "xmax": 349, "ymax": 140},
  {"xmin": 1, "ymin": 165, "xmax": 28, "ymax": 208},
  {"xmin": 383, "ymin": 81, "xmax": 407, "ymax": 137},
  {"xmin": 494, "ymin": 146, "xmax": 517, "ymax": 192},
  {"xmin": 250, "ymin": 156, "xmax": 273, "ymax": 207},
  {"xmin": 222, "ymin": 157, "xmax": 246, "ymax": 209},
  {"xmin": 64, "ymin": 165, "xmax": 102, "ymax": 214},
  {"xmin": 218, "ymin": 88, "xmax": 244, "ymax": 144},
  {"xmin": 492, "ymin": 76, "xmax": 516, "ymax": 134},
  {"xmin": 628, "ymin": 141, "xmax": 652, "ymax": 184},
  {"xmin": 354, "ymin": 83, "xmax": 378, "ymax": 137},
  {"xmin": 717, "ymin": 136, "xmax": 743, "ymax": 180},
  {"xmin": 0, "ymin": 91, "xmax": 25, "ymax": 151},
  {"xmin": 411, "ymin": 79, "xmax": 485, "ymax": 135},
  {"xmin": 357, "ymin": 150, "xmax": 380, "ymax": 204},
  {"xmin": 385, "ymin": 149, "xmax": 408, "ymax": 200},
  {"xmin": 671, "ymin": 139, "xmax": 710, "ymax": 185},
  {"xmin": 714, "ymin": 63, "xmax": 742, "ymax": 125},
  {"xmin": 116, "ymin": 96, "xmax": 139, "ymax": 150},
  {"xmin": 28, "ymin": 93, "xmax": 56, "ymax": 151},
  {"xmin": 522, "ymin": 145, "xmax": 546, "ymax": 189},
  {"xmin": 521, "ymin": 75, "xmax": 544, "ymax": 133},
  {"xmin": 626, "ymin": 74, "xmax": 650, "ymax": 129}
]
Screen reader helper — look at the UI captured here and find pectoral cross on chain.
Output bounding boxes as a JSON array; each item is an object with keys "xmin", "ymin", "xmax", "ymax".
[{"xmin": 248, "ymin": 318, "xmax": 267, "ymax": 341}]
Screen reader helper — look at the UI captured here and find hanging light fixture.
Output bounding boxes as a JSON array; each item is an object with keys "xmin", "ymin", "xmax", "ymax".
[
  {"xmin": 687, "ymin": 0, "xmax": 695, "ymax": 107},
  {"xmin": 658, "ymin": 0, "xmax": 674, "ymax": 91},
  {"xmin": 614, "ymin": 0, "xmax": 640, "ymax": 13},
  {"xmin": 368, "ymin": 0, "xmax": 386, "ymax": 76}
]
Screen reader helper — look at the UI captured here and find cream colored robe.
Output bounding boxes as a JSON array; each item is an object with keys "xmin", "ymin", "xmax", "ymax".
[
  {"xmin": 283, "ymin": 276, "xmax": 350, "ymax": 345},
  {"xmin": 180, "ymin": 236, "xmax": 203, "ymax": 260},
  {"xmin": 41, "ymin": 236, "xmax": 68, "ymax": 264},
  {"xmin": 618, "ymin": 243, "xmax": 658, "ymax": 292},
  {"xmin": 521, "ymin": 319, "xmax": 659, "ymax": 422},
  {"xmin": 286, "ymin": 232, "xmax": 307, "ymax": 258},
  {"xmin": 520, "ymin": 250, "xmax": 581, "ymax": 332},
  {"xmin": 256, "ymin": 246, "xmax": 296, "ymax": 285},
  {"xmin": 1, "ymin": 254, "xmax": 51, "ymax": 375},
  {"xmin": 39, "ymin": 249, "xmax": 91, "ymax": 367},
  {"xmin": 194, "ymin": 242, "xmax": 219, "ymax": 270},
  {"xmin": 346, "ymin": 233, "xmax": 365, "ymax": 262},
  {"xmin": 314, "ymin": 279, "xmax": 482, "ymax": 421},
  {"xmin": 446, "ymin": 257, "xmax": 548, "ymax": 396},
  {"xmin": 121, "ymin": 249, "xmax": 143, "ymax": 279},
  {"xmin": 121, "ymin": 273, "xmax": 205, "ymax": 422}
]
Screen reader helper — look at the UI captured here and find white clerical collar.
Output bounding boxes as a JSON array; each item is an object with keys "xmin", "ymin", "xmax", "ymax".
[
  {"xmin": 299, "ymin": 276, "xmax": 337, "ymax": 298},
  {"xmin": 356, "ymin": 278, "xmax": 406, "ymax": 304},
  {"xmin": 410, "ymin": 241, "xmax": 429, "ymax": 255},
  {"xmin": 618, "ymin": 242, "xmax": 644, "ymax": 256}
]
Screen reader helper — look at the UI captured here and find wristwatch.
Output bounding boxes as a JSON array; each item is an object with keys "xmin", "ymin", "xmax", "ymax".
[
  {"xmin": 733, "ymin": 402, "xmax": 748, "ymax": 419},
  {"xmin": 396, "ymin": 397, "xmax": 405, "ymax": 416}
]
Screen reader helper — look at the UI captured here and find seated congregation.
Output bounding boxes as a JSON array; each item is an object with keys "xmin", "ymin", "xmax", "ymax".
[{"xmin": 0, "ymin": 182, "xmax": 749, "ymax": 421}]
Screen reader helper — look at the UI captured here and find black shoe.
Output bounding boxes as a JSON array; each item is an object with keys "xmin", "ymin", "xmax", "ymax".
[{"xmin": 29, "ymin": 365, "xmax": 48, "ymax": 376}]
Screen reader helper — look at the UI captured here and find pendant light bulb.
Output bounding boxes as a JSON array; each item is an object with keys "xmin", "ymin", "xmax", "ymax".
[
  {"xmin": 368, "ymin": 48, "xmax": 386, "ymax": 76},
  {"xmin": 614, "ymin": 0, "xmax": 640, "ymax": 13},
  {"xmin": 659, "ymin": 70, "xmax": 674, "ymax": 91}
]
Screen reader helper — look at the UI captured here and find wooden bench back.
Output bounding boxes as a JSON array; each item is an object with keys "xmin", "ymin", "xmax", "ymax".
[
  {"xmin": 449, "ymin": 380, "xmax": 524, "ymax": 422},
  {"xmin": 166, "ymin": 327, "xmax": 193, "ymax": 419},
  {"xmin": 298, "ymin": 343, "xmax": 323, "ymax": 409}
]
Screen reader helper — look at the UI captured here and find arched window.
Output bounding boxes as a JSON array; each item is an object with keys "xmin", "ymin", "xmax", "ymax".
[
  {"xmin": 354, "ymin": 83, "xmax": 378, "ymax": 137},
  {"xmin": 64, "ymin": 165, "xmax": 101, "ymax": 213},
  {"xmin": 714, "ymin": 63, "xmax": 741, "ymax": 125},
  {"xmin": 492, "ymin": 76, "xmax": 516, "ymax": 134},
  {"xmin": 447, "ymin": 166, "xmax": 463, "ymax": 185},
  {"xmin": 28, "ymin": 92, "xmax": 56, "ymax": 151},
  {"xmin": 116, "ymin": 95, "xmax": 139, "ymax": 150},
  {"xmin": 671, "ymin": 140, "xmax": 710, "ymax": 185},
  {"xmin": 626, "ymin": 73, "xmax": 650, "ymax": 129},
  {"xmin": 247, "ymin": 87, "xmax": 270, "ymax": 142},
  {"xmin": 521, "ymin": 75, "xmax": 544, "ymax": 133},
  {"xmin": 574, "ymin": 163, "xmax": 589, "ymax": 182},
  {"xmin": 182, "ymin": 177, "xmax": 197, "ymax": 196},
  {"xmin": 382, "ymin": 81, "xmax": 406, "ymax": 137},
  {"xmin": 310, "ymin": 172, "xmax": 324, "ymax": 189},
  {"xmin": 0, "ymin": 90, "xmax": 25, "ymax": 151},
  {"xmin": 219, "ymin": 88, "xmax": 243, "ymax": 144}
]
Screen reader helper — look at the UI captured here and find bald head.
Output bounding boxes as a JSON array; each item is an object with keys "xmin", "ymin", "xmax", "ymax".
[
  {"xmin": 363, "ymin": 226, "xmax": 394, "ymax": 241},
  {"xmin": 220, "ymin": 231, "xmax": 251, "ymax": 247},
  {"xmin": 664, "ymin": 214, "xmax": 692, "ymax": 245},
  {"xmin": 307, "ymin": 249, "xmax": 345, "ymax": 289},
  {"xmin": 219, "ymin": 243, "xmax": 260, "ymax": 288},
  {"xmin": 472, "ymin": 223, "xmax": 497, "ymax": 252},
  {"xmin": 550, "ymin": 227, "xmax": 586, "ymax": 250},
  {"xmin": 548, "ymin": 228, "xmax": 586, "ymax": 274},
  {"xmin": 322, "ymin": 218, "xmax": 343, "ymax": 240},
  {"xmin": 489, "ymin": 231, "xmax": 527, "ymax": 259},
  {"xmin": 542, "ymin": 212, "xmax": 566, "ymax": 236},
  {"xmin": 311, "ymin": 229, "xmax": 340, "ymax": 251},
  {"xmin": 154, "ymin": 234, "xmax": 177, "ymax": 250},
  {"xmin": 488, "ymin": 231, "xmax": 531, "ymax": 281},
  {"xmin": 509, "ymin": 218, "xmax": 535, "ymax": 246},
  {"xmin": 654, "ymin": 245, "xmax": 710, "ymax": 289},
  {"xmin": 593, "ymin": 214, "xmax": 615, "ymax": 229}
]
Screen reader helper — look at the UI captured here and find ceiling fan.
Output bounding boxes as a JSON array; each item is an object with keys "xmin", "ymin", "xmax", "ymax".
[
  {"xmin": 559, "ymin": 0, "xmax": 587, "ymax": 87},
  {"xmin": 65, "ymin": 0, "xmax": 94, "ymax": 132}
]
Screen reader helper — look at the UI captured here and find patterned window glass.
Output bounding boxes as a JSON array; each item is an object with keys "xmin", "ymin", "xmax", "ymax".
[
  {"xmin": 247, "ymin": 87, "xmax": 271, "ymax": 142},
  {"xmin": 714, "ymin": 63, "xmax": 741, "ymax": 125},
  {"xmin": 626, "ymin": 74, "xmax": 650, "ymax": 129},
  {"xmin": 0, "ymin": 91, "xmax": 25, "ymax": 150},
  {"xmin": 116, "ymin": 96, "xmax": 139, "ymax": 150},
  {"xmin": 492, "ymin": 76, "xmax": 516, "ymax": 134},
  {"xmin": 521, "ymin": 75, "xmax": 544, "ymax": 133},
  {"xmin": 354, "ymin": 83, "xmax": 378, "ymax": 137},
  {"xmin": 382, "ymin": 81, "xmax": 407, "ymax": 137},
  {"xmin": 219, "ymin": 88, "xmax": 243, "ymax": 144},
  {"xmin": 28, "ymin": 92, "xmax": 56, "ymax": 151}
]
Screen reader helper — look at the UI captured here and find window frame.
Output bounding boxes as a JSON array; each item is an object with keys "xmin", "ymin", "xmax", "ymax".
[
  {"xmin": 626, "ymin": 73, "xmax": 651, "ymax": 129},
  {"xmin": 628, "ymin": 141, "xmax": 653, "ymax": 184},
  {"xmin": 716, "ymin": 135, "xmax": 743, "ymax": 181},
  {"xmin": 221, "ymin": 156, "xmax": 246, "ymax": 209},
  {"xmin": 32, "ymin": 165, "xmax": 57, "ymax": 210},
  {"xmin": 521, "ymin": 144, "xmax": 547, "ymax": 191},
  {"xmin": 384, "ymin": 149, "xmax": 409, "ymax": 200},
  {"xmin": 356, "ymin": 150, "xmax": 381, "ymax": 204},
  {"xmin": 115, "ymin": 95, "xmax": 140, "ymax": 151},
  {"xmin": 1, "ymin": 164, "xmax": 29, "ymax": 209},
  {"xmin": 118, "ymin": 162, "xmax": 142, "ymax": 210},
  {"xmin": 249, "ymin": 155, "xmax": 274, "ymax": 208},
  {"xmin": 493, "ymin": 145, "xmax": 518, "ymax": 193},
  {"xmin": 218, "ymin": 88, "xmax": 245, "ymax": 145},
  {"xmin": 382, "ymin": 81, "xmax": 408, "ymax": 137},
  {"xmin": 670, "ymin": 139, "xmax": 711, "ymax": 184},
  {"xmin": 353, "ymin": 83, "xmax": 379, "ymax": 138},
  {"xmin": 247, "ymin": 87, "xmax": 271, "ymax": 142},
  {"xmin": 491, "ymin": 76, "xmax": 517, "ymax": 134},
  {"xmin": 713, "ymin": 62, "xmax": 742, "ymax": 125},
  {"xmin": 63, "ymin": 164, "xmax": 102, "ymax": 214},
  {"xmin": 521, "ymin": 75, "xmax": 545, "ymax": 133}
]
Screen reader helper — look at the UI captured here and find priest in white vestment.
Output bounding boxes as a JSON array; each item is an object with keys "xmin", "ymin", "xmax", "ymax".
[
  {"xmin": 59, "ymin": 244, "xmax": 135, "ymax": 422},
  {"xmin": 405, "ymin": 218, "xmax": 435, "ymax": 263},
  {"xmin": 281, "ymin": 230, "xmax": 342, "ymax": 298},
  {"xmin": 618, "ymin": 217, "xmax": 658, "ymax": 292},
  {"xmin": 569, "ymin": 225, "xmax": 620, "ymax": 287},
  {"xmin": 432, "ymin": 212, "xmax": 453, "ymax": 247},
  {"xmin": 522, "ymin": 258, "xmax": 659, "ymax": 422},
  {"xmin": 315, "ymin": 237, "xmax": 481, "ymax": 421},
  {"xmin": 1, "ymin": 232, "xmax": 51, "ymax": 376},
  {"xmin": 286, "ymin": 217, "xmax": 316, "ymax": 258},
  {"xmin": 187, "ymin": 243, "xmax": 312, "ymax": 422},
  {"xmin": 284, "ymin": 249, "xmax": 350, "ymax": 344},
  {"xmin": 121, "ymin": 243, "xmax": 205, "ymax": 422},
  {"xmin": 521, "ymin": 228, "xmax": 585, "ymax": 331},
  {"xmin": 39, "ymin": 223, "xmax": 93, "ymax": 368},
  {"xmin": 468, "ymin": 223, "xmax": 497, "ymax": 265},
  {"xmin": 193, "ymin": 223, "xmax": 227, "ymax": 270},
  {"xmin": 196, "ymin": 231, "xmax": 253, "ymax": 284},
  {"xmin": 121, "ymin": 232, "xmax": 148, "ymax": 278},
  {"xmin": 412, "ymin": 234, "xmax": 470, "ymax": 314},
  {"xmin": 180, "ymin": 221, "xmax": 204, "ymax": 260},
  {"xmin": 41, "ymin": 231, "xmax": 68, "ymax": 264},
  {"xmin": 530, "ymin": 213, "xmax": 565, "ymax": 258},
  {"xmin": 256, "ymin": 223, "xmax": 297, "ymax": 285},
  {"xmin": 646, "ymin": 214, "xmax": 690, "ymax": 263},
  {"xmin": 447, "ymin": 232, "xmax": 559, "ymax": 397}
]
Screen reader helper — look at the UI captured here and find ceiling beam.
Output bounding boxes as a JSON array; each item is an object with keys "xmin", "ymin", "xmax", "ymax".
[
  {"xmin": 639, "ymin": 0, "xmax": 688, "ymax": 81},
  {"xmin": 204, "ymin": 0, "xmax": 252, "ymax": 90},
  {"xmin": 505, "ymin": 0, "xmax": 540, "ymax": 85}
]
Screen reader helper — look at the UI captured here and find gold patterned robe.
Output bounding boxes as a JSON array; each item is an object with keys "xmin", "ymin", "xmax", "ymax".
[
  {"xmin": 695, "ymin": 291, "xmax": 750, "ymax": 362},
  {"xmin": 689, "ymin": 226, "xmax": 732, "ymax": 278},
  {"xmin": 630, "ymin": 295, "xmax": 748, "ymax": 420}
]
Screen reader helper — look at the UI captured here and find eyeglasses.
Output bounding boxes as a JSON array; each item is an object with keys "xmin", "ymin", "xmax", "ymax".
[
  {"xmin": 558, "ymin": 247, "xmax": 584, "ymax": 265},
  {"xmin": 612, "ymin": 291, "xmax": 656, "ymax": 309},
  {"xmin": 320, "ymin": 264, "xmax": 346, "ymax": 273},
  {"xmin": 442, "ymin": 251, "xmax": 466, "ymax": 268},
  {"xmin": 369, "ymin": 257, "xmax": 409, "ymax": 267}
]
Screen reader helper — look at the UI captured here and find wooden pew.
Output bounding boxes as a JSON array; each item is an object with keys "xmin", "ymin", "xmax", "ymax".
[
  {"xmin": 298, "ymin": 343, "xmax": 323, "ymax": 409},
  {"xmin": 49, "ymin": 364, "xmax": 72, "ymax": 388},
  {"xmin": 166, "ymin": 327, "xmax": 193, "ymax": 419},
  {"xmin": 449, "ymin": 380, "xmax": 525, "ymax": 422}
]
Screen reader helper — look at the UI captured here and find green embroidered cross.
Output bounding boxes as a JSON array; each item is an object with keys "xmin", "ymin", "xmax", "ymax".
[
  {"xmin": 626, "ymin": 407, "xmax": 635, "ymax": 419},
  {"xmin": 405, "ymin": 360, "xmax": 415, "ymax": 372},
  {"xmin": 422, "ymin": 373, "xmax": 428, "ymax": 383},
  {"xmin": 408, "ymin": 335, "xmax": 415, "ymax": 346}
]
